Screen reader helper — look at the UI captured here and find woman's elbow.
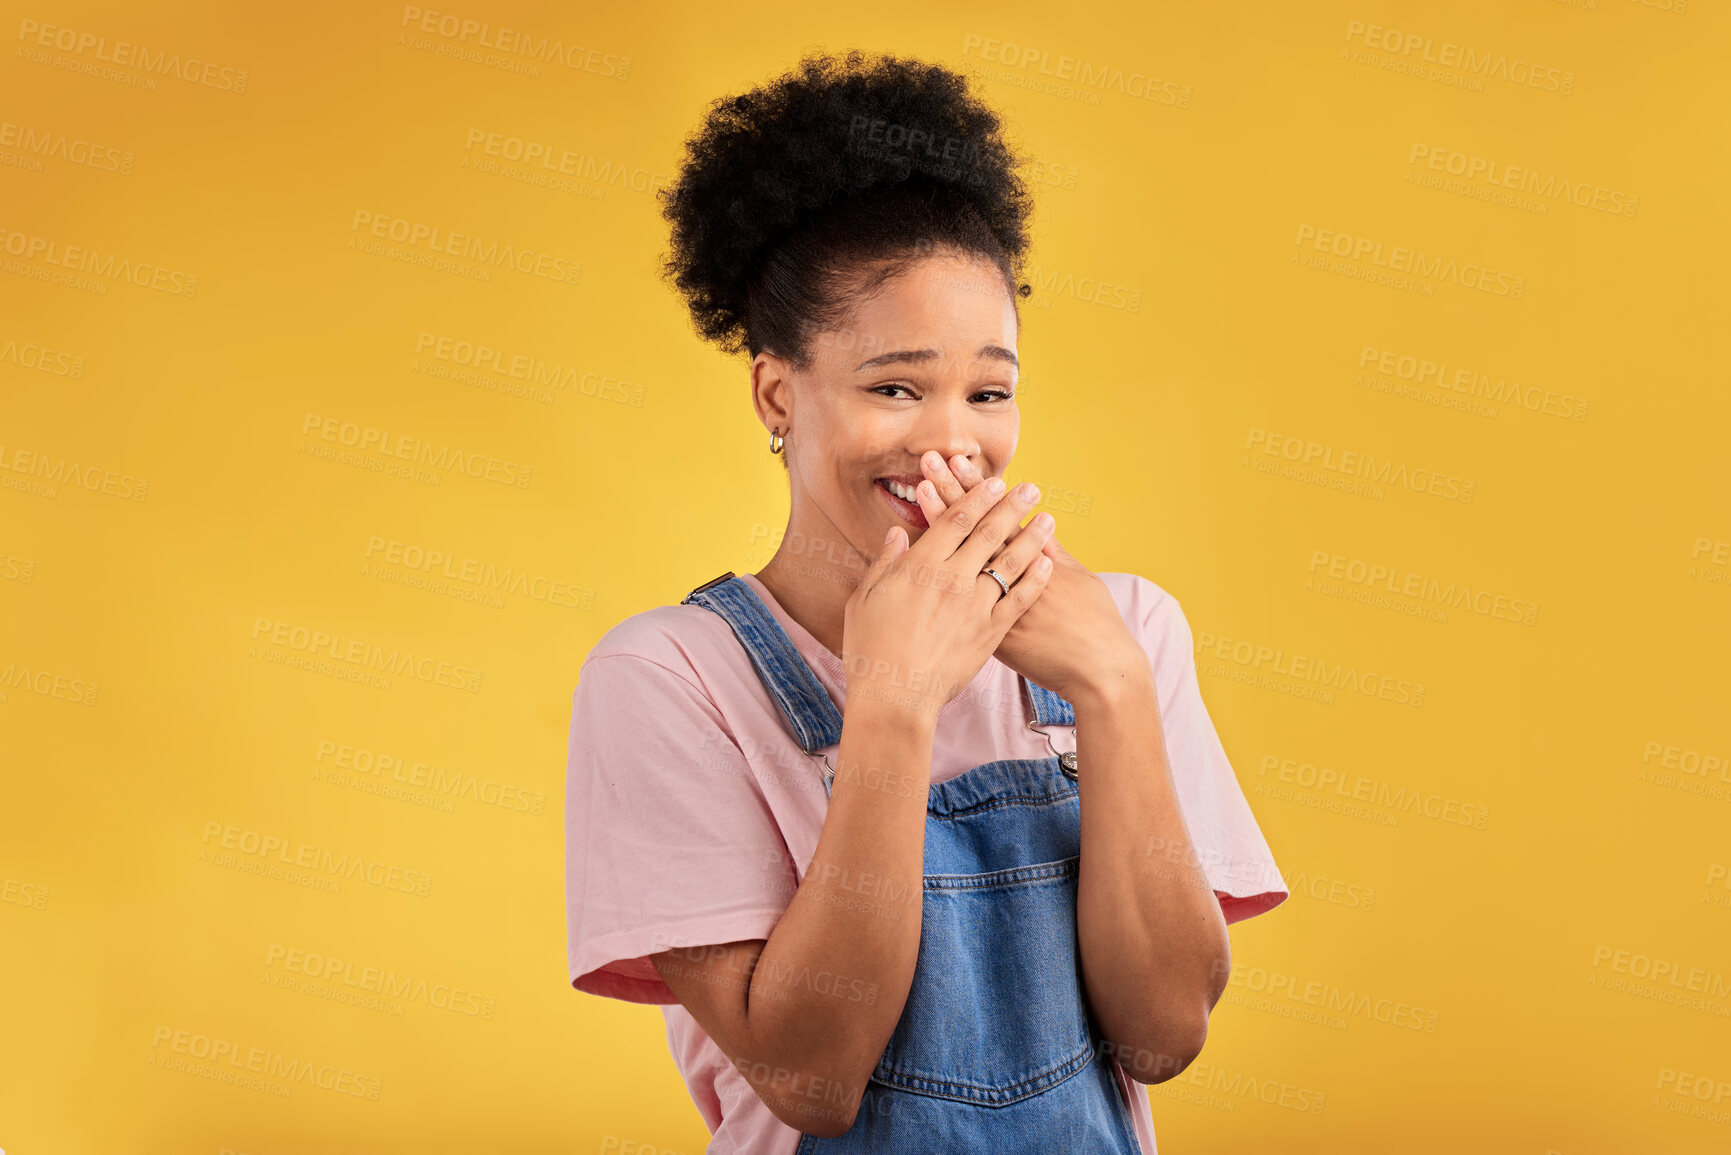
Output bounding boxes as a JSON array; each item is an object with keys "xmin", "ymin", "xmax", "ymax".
[
  {"xmin": 791, "ymin": 1107, "xmax": 858, "ymax": 1140},
  {"xmin": 737, "ymin": 1007, "xmax": 879, "ymax": 1136},
  {"xmin": 1104, "ymin": 1007, "xmax": 1211, "ymax": 1085},
  {"xmin": 743, "ymin": 1052, "xmax": 868, "ymax": 1138},
  {"xmin": 766, "ymin": 1080, "xmax": 862, "ymax": 1138}
]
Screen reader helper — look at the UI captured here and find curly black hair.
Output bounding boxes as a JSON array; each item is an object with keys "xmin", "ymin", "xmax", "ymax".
[{"xmin": 658, "ymin": 50, "xmax": 1034, "ymax": 369}]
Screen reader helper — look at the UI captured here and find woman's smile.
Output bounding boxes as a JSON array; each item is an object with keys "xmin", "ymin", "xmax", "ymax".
[
  {"xmin": 874, "ymin": 476, "xmax": 930, "ymax": 530},
  {"xmin": 752, "ymin": 250, "xmax": 1023, "ymax": 565}
]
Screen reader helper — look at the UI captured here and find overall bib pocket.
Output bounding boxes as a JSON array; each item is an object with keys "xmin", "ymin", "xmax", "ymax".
[{"xmin": 873, "ymin": 856, "xmax": 1094, "ymax": 1105}]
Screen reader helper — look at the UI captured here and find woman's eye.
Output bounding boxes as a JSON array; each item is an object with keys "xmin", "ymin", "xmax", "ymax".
[{"xmin": 871, "ymin": 385, "xmax": 1014, "ymax": 402}]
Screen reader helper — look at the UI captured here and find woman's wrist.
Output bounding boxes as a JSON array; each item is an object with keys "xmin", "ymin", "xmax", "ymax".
[
  {"xmin": 843, "ymin": 690, "xmax": 942, "ymax": 742},
  {"xmin": 842, "ymin": 676, "xmax": 949, "ymax": 737},
  {"xmin": 1065, "ymin": 657, "xmax": 1158, "ymax": 717}
]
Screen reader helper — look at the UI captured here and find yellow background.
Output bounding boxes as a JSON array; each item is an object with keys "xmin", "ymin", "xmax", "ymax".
[{"xmin": 3, "ymin": 1, "xmax": 1728, "ymax": 1152}]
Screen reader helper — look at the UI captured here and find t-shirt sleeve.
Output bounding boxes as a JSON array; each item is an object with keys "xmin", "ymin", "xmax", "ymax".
[
  {"xmin": 565, "ymin": 651, "xmax": 796, "ymax": 1004},
  {"xmin": 1129, "ymin": 578, "xmax": 1288, "ymax": 925}
]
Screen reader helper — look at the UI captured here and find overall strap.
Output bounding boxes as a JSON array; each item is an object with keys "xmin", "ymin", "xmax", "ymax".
[
  {"xmin": 681, "ymin": 573, "xmax": 844, "ymax": 754},
  {"xmin": 1023, "ymin": 678, "xmax": 1076, "ymax": 726},
  {"xmin": 682, "ymin": 570, "xmax": 1077, "ymax": 751}
]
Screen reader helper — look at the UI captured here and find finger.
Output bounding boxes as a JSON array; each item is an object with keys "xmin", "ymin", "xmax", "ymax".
[
  {"xmin": 921, "ymin": 450, "xmax": 968, "ymax": 506},
  {"xmin": 975, "ymin": 512, "xmax": 1054, "ymax": 607},
  {"xmin": 913, "ymin": 477, "xmax": 948, "ymax": 527},
  {"xmin": 868, "ymin": 524, "xmax": 907, "ymax": 581},
  {"xmin": 952, "ymin": 480, "xmax": 1043, "ymax": 577},
  {"xmin": 917, "ymin": 474, "xmax": 1016, "ymax": 561},
  {"xmin": 990, "ymin": 553, "xmax": 1053, "ymax": 633},
  {"xmin": 948, "ymin": 454, "xmax": 986, "ymax": 490},
  {"xmin": 984, "ymin": 485, "xmax": 1050, "ymax": 565},
  {"xmin": 981, "ymin": 511, "xmax": 1055, "ymax": 588},
  {"xmin": 944, "ymin": 457, "xmax": 1044, "ymax": 562}
]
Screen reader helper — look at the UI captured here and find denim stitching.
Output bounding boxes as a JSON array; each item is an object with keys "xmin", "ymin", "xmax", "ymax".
[
  {"xmin": 922, "ymin": 858, "xmax": 1078, "ymax": 892},
  {"xmin": 683, "ymin": 578, "xmax": 843, "ymax": 752},
  {"xmin": 871, "ymin": 1041, "xmax": 1096, "ymax": 1105}
]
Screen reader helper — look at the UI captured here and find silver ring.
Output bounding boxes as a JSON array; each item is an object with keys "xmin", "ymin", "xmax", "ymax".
[{"xmin": 982, "ymin": 568, "xmax": 1011, "ymax": 600}]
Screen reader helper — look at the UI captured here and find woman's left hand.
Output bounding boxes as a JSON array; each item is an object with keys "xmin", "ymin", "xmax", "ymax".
[{"xmin": 913, "ymin": 451, "xmax": 1150, "ymax": 704}]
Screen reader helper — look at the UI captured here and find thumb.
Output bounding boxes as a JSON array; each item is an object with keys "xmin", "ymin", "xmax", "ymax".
[{"xmin": 871, "ymin": 524, "xmax": 907, "ymax": 576}]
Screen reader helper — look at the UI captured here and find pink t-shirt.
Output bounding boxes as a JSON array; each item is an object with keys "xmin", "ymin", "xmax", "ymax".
[{"xmin": 565, "ymin": 570, "xmax": 1287, "ymax": 1154}]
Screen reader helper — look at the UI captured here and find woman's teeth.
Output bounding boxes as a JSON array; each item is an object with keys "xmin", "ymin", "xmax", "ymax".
[{"xmin": 884, "ymin": 480, "xmax": 919, "ymax": 503}]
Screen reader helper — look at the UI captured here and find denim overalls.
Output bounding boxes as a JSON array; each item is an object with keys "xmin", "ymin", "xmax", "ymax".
[{"xmin": 682, "ymin": 572, "xmax": 1144, "ymax": 1153}]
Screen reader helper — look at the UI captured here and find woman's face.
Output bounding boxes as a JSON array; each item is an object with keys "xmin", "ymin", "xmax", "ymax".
[{"xmin": 752, "ymin": 250, "xmax": 1021, "ymax": 566}]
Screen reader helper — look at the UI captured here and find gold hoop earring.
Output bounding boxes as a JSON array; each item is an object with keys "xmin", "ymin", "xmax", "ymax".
[{"xmin": 769, "ymin": 430, "xmax": 785, "ymax": 454}]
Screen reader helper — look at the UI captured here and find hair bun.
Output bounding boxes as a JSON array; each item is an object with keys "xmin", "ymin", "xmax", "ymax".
[{"xmin": 659, "ymin": 50, "xmax": 1032, "ymax": 361}]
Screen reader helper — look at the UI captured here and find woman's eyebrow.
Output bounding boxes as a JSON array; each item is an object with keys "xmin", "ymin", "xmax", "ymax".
[{"xmin": 853, "ymin": 345, "xmax": 1019, "ymax": 371}]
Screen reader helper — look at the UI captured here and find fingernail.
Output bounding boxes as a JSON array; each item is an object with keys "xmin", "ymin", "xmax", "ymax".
[
  {"xmin": 987, "ymin": 477, "xmax": 1006, "ymax": 495},
  {"xmin": 1017, "ymin": 482, "xmax": 1039, "ymax": 503}
]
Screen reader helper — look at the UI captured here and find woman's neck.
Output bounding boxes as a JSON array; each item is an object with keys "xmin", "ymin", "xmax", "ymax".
[{"xmin": 752, "ymin": 536, "xmax": 871, "ymax": 663}]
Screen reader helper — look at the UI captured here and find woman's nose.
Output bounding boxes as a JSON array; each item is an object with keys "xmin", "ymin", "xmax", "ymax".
[{"xmin": 909, "ymin": 405, "xmax": 980, "ymax": 466}]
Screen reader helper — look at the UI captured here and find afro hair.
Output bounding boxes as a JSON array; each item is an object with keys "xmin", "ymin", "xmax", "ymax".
[{"xmin": 658, "ymin": 50, "xmax": 1034, "ymax": 368}]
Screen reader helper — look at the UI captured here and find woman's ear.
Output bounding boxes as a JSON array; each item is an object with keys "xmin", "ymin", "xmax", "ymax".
[{"xmin": 750, "ymin": 351, "xmax": 793, "ymax": 439}]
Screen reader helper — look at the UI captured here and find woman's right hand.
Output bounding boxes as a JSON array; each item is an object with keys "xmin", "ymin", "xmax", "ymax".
[{"xmin": 841, "ymin": 476, "xmax": 1055, "ymax": 721}]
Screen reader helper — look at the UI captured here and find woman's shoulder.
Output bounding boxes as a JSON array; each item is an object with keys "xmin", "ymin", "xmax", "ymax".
[
  {"xmin": 1095, "ymin": 571, "xmax": 1182, "ymax": 629},
  {"xmin": 1094, "ymin": 571, "xmax": 1204, "ymax": 679},
  {"xmin": 579, "ymin": 597, "xmax": 745, "ymax": 686}
]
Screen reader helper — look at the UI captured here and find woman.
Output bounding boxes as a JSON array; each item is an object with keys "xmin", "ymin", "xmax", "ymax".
[{"xmin": 565, "ymin": 51, "xmax": 1287, "ymax": 1153}]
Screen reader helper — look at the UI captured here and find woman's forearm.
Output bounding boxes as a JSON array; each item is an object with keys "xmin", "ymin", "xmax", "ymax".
[
  {"xmin": 738, "ymin": 694, "xmax": 934, "ymax": 1135},
  {"xmin": 1072, "ymin": 667, "xmax": 1232, "ymax": 1084}
]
